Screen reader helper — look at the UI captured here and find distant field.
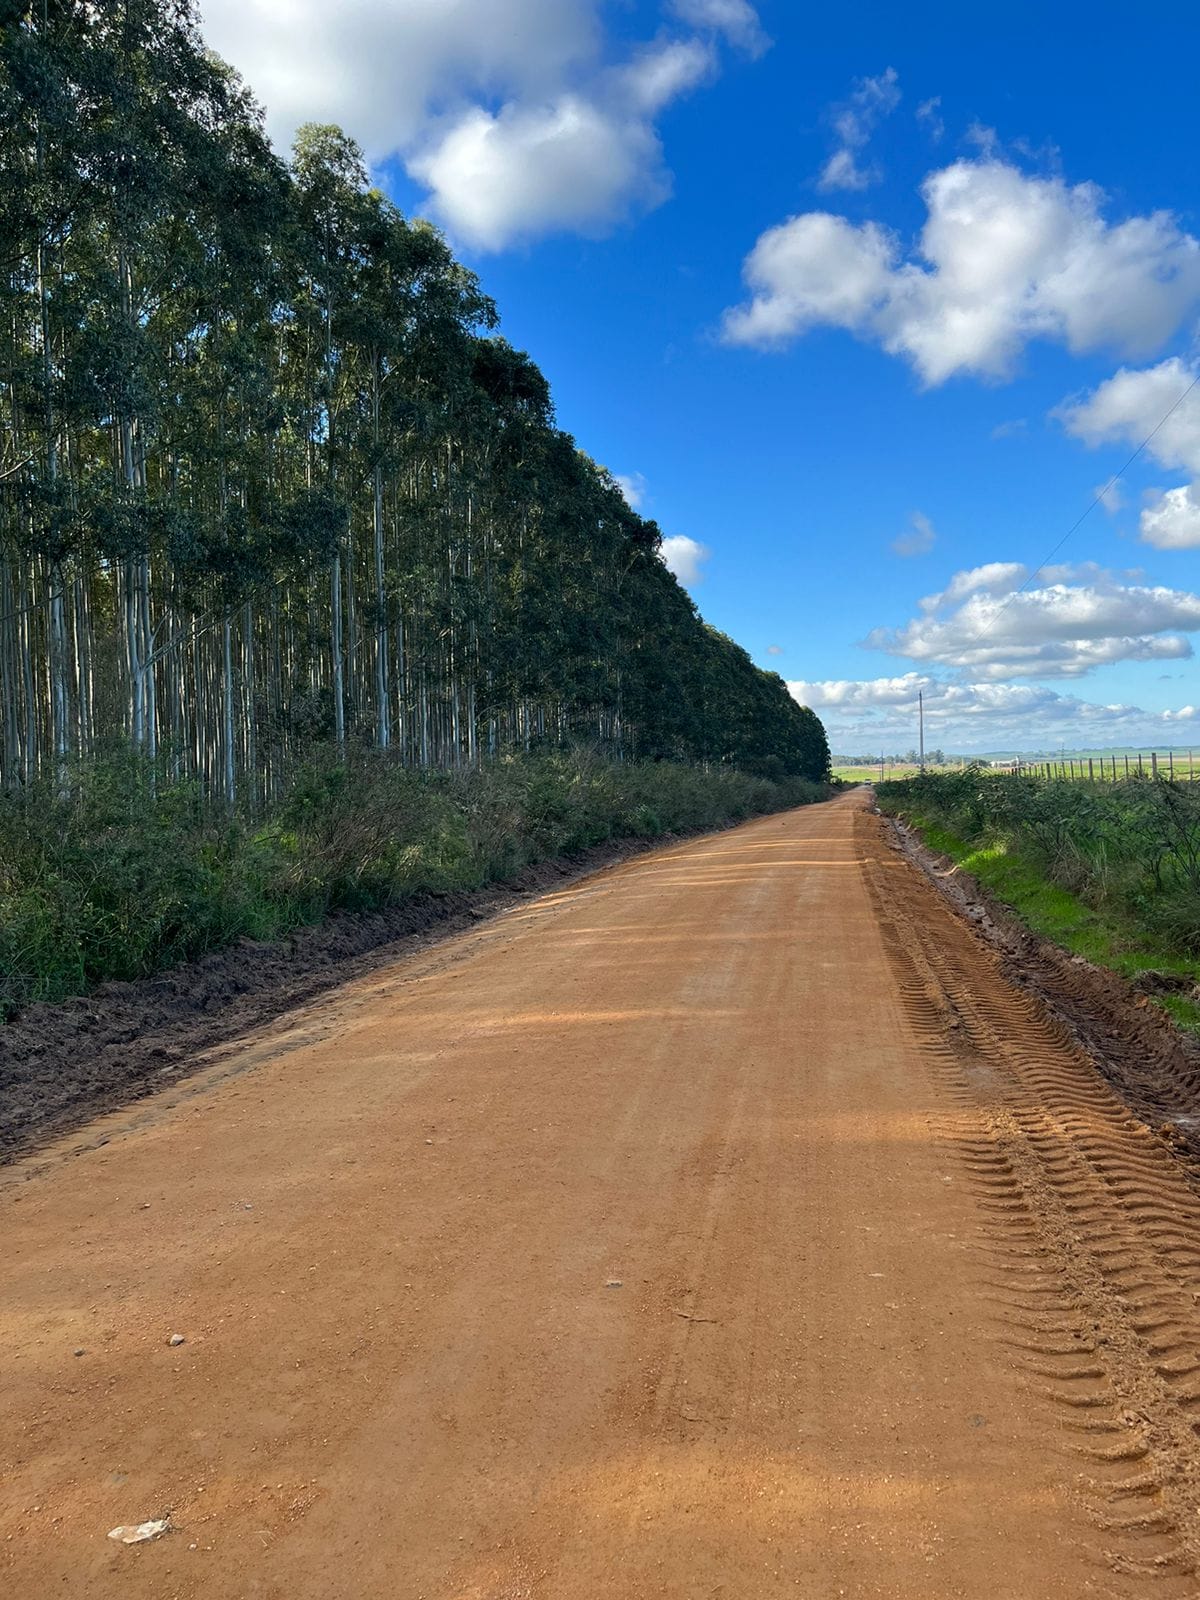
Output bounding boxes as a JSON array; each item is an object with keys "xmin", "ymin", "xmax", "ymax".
[
  {"xmin": 834, "ymin": 763, "xmax": 933, "ymax": 782},
  {"xmin": 835, "ymin": 755, "xmax": 1200, "ymax": 783}
]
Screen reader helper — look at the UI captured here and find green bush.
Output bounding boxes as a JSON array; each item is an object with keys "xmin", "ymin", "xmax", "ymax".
[
  {"xmin": 0, "ymin": 749, "xmax": 828, "ymax": 1013},
  {"xmin": 877, "ymin": 768, "xmax": 1200, "ymax": 956}
]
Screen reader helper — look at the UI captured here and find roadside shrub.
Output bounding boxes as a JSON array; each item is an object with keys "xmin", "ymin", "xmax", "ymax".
[
  {"xmin": 0, "ymin": 748, "xmax": 830, "ymax": 1012},
  {"xmin": 877, "ymin": 769, "xmax": 1200, "ymax": 955},
  {"xmin": 1146, "ymin": 889, "xmax": 1200, "ymax": 954}
]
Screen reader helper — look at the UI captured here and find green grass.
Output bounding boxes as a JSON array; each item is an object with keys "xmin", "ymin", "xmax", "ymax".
[
  {"xmin": 901, "ymin": 809, "xmax": 1200, "ymax": 1035},
  {"xmin": 833, "ymin": 763, "xmax": 921, "ymax": 782}
]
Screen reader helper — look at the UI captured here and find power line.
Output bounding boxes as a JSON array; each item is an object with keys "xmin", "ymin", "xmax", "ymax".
[
  {"xmin": 907, "ymin": 369, "xmax": 1200, "ymax": 746},
  {"xmin": 966, "ymin": 368, "xmax": 1200, "ymax": 650}
]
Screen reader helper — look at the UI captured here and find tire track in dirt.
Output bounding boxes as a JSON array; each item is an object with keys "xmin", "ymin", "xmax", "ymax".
[
  {"xmin": 885, "ymin": 812, "xmax": 1200, "ymax": 1154},
  {"xmin": 861, "ymin": 805, "xmax": 1200, "ymax": 1594}
]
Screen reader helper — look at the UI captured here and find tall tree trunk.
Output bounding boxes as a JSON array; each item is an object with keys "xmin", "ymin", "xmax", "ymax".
[
  {"xmin": 372, "ymin": 358, "xmax": 390, "ymax": 750},
  {"xmin": 331, "ymin": 550, "xmax": 345, "ymax": 753},
  {"xmin": 222, "ymin": 612, "xmax": 235, "ymax": 807}
]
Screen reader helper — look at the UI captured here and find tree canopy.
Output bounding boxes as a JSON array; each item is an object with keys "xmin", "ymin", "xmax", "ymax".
[{"xmin": 0, "ymin": 0, "xmax": 830, "ymax": 799}]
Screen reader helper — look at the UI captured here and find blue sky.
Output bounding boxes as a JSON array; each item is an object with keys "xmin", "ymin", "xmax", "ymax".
[{"xmin": 200, "ymin": 0, "xmax": 1200, "ymax": 754}]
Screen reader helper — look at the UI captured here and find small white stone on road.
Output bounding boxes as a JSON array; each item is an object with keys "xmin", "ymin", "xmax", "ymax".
[{"xmin": 108, "ymin": 1519, "xmax": 170, "ymax": 1544}]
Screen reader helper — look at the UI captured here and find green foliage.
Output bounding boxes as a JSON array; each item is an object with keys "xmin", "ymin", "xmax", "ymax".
[
  {"xmin": 877, "ymin": 770, "xmax": 1200, "ymax": 1030},
  {"xmin": 0, "ymin": 750, "xmax": 828, "ymax": 1014},
  {"xmin": 0, "ymin": 4, "xmax": 830, "ymax": 793}
]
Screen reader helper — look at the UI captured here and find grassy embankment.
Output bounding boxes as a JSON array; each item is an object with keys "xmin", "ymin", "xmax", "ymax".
[
  {"xmin": 0, "ymin": 749, "xmax": 828, "ymax": 1016},
  {"xmin": 876, "ymin": 769, "xmax": 1200, "ymax": 1033}
]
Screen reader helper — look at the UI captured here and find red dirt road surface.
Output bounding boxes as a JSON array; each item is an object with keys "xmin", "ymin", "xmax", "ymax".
[{"xmin": 6, "ymin": 789, "xmax": 1200, "ymax": 1598}]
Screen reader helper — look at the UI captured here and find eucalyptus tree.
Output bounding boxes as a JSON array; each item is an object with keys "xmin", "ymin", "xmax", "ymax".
[
  {"xmin": 1, "ymin": 0, "xmax": 88, "ymax": 781},
  {"xmin": 287, "ymin": 123, "xmax": 377, "ymax": 755},
  {"xmin": 340, "ymin": 195, "xmax": 495, "ymax": 760},
  {"xmin": 0, "ymin": 0, "xmax": 831, "ymax": 798}
]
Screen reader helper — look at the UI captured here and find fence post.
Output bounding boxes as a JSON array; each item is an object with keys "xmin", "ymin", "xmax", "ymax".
[
  {"xmin": 1124, "ymin": 755, "xmax": 1130, "ymax": 778},
  {"xmin": 1152, "ymin": 751, "xmax": 1158, "ymax": 778},
  {"xmin": 1088, "ymin": 758, "xmax": 1094, "ymax": 780}
]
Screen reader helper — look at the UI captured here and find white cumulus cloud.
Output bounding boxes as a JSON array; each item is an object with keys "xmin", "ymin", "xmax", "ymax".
[
  {"xmin": 200, "ymin": 0, "xmax": 598, "ymax": 155},
  {"xmin": 722, "ymin": 159, "xmax": 1200, "ymax": 385},
  {"xmin": 408, "ymin": 94, "xmax": 667, "ymax": 250},
  {"xmin": 1058, "ymin": 357, "xmax": 1200, "ymax": 549},
  {"xmin": 622, "ymin": 37, "xmax": 716, "ymax": 113},
  {"xmin": 721, "ymin": 212, "xmax": 896, "ymax": 347},
  {"xmin": 200, "ymin": 0, "xmax": 764, "ymax": 250},
  {"xmin": 1059, "ymin": 358, "xmax": 1200, "ymax": 474},
  {"xmin": 788, "ymin": 673, "xmax": 1200, "ymax": 754},
  {"xmin": 866, "ymin": 562, "xmax": 1200, "ymax": 680},
  {"xmin": 1141, "ymin": 484, "xmax": 1200, "ymax": 551},
  {"xmin": 792, "ymin": 672, "xmax": 939, "ymax": 709},
  {"xmin": 660, "ymin": 534, "xmax": 711, "ymax": 586}
]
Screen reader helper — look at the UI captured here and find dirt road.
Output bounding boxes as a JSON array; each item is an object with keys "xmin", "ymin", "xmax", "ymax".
[{"xmin": 6, "ymin": 790, "xmax": 1200, "ymax": 1598}]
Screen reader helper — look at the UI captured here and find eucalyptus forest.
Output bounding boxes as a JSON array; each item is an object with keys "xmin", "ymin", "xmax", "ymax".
[{"xmin": 0, "ymin": 0, "xmax": 828, "ymax": 803}]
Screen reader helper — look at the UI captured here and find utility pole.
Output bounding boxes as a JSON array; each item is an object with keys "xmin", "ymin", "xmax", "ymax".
[{"xmin": 918, "ymin": 690, "xmax": 925, "ymax": 773}]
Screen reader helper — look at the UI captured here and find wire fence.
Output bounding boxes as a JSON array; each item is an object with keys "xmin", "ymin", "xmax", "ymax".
[{"xmin": 999, "ymin": 752, "xmax": 1199, "ymax": 782}]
